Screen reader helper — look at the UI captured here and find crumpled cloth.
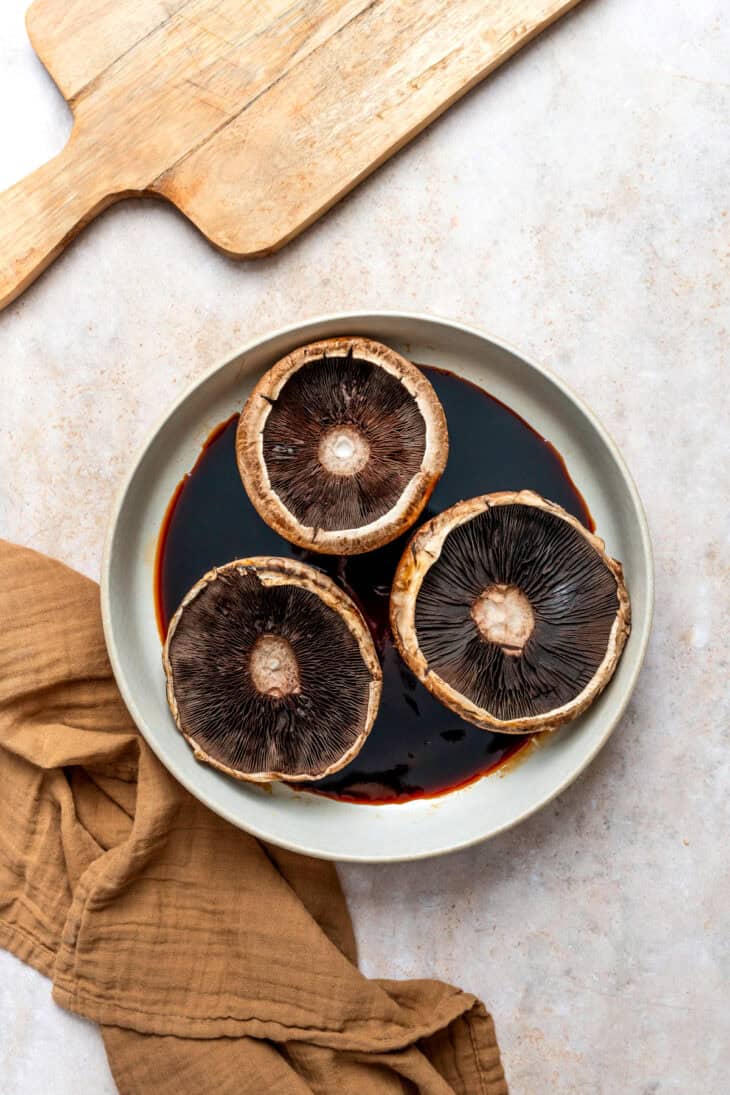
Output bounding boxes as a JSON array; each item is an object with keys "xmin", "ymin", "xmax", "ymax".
[{"xmin": 0, "ymin": 540, "xmax": 507, "ymax": 1094}]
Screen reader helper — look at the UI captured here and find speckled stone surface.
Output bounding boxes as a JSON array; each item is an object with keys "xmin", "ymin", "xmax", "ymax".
[{"xmin": 1, "ymin": 1, "xmax": 728, "ymax": 1092}]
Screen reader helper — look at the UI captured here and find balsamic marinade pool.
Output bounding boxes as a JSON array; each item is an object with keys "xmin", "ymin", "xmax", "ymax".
[{"xmin": 155, "ymin": 366, "xmax": 593, "ymax": 804}]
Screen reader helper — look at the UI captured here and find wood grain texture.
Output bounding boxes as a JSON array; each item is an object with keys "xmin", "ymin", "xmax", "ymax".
[{"xmin": 0, "ymin": 0, "xmax": 583, "ymax": 309}]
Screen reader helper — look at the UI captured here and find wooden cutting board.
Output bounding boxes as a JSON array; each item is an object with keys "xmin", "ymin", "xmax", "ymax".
[{"xmin": 0, "ymin": 0, "xmax": 581, "ymax": 309}]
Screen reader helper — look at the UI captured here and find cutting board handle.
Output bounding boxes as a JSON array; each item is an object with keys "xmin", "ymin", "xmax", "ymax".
[{"xmin": 0, "ymin": 134, "xmax": 116, "ymax": 310}]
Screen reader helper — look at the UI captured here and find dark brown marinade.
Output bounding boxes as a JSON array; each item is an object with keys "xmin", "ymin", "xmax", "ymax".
[{"xmin": 155, "ymin": 366, "xmax": 593, "ymax": 804}]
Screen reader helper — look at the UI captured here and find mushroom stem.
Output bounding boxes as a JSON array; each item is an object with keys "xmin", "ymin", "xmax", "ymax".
[
  {"xmin": 472, "ymin": 584, "xmax": 535, "ymax": 656},
  {"xmin": 249, "ymin": 634, "xmax": 301, "ymax": 698}
]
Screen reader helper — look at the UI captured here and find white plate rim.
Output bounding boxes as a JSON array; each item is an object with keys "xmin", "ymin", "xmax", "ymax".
[{"xmin": 101, "ymin": 311, "xmax": 654, "ymax": 862}]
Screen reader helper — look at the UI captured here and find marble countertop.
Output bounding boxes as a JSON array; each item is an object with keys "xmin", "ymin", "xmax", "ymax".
[{"xmin": 1, "ymin": 1, "xmax": 728, "ymax": 1091}]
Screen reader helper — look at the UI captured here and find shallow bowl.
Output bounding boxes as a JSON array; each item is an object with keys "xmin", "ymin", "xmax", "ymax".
[{"xmin": 102, "ymin": 313, "xmax": 653, "ymax": 862}]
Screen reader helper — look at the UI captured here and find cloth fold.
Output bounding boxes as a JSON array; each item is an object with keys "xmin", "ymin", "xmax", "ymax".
[{"xmin": 0, "ymin": 540, "xmax": 507, "ymax": 1094}]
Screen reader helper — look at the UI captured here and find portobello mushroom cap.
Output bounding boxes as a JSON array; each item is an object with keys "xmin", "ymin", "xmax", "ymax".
[
  {"xmin": 236, "ymin": 337, "xmax": 449, "ymax": 554},
  {"xmin": 390, "ymin": 491, "xmax": 631, "ymax": 733},
  {"xmin": 164, "ymin": 556, "xmax": 382, "ymax": 781}
]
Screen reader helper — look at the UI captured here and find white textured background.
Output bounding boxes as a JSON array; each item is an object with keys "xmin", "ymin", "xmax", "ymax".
[{"xmin": 1, "ymin": 1, "xmax": 729, "ymax": 1092}]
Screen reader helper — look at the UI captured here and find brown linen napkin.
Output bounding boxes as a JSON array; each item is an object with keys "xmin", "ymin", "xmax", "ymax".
[{"xmin": 0, "ymin": 540, "xmax": 507, "ymax": 1094}]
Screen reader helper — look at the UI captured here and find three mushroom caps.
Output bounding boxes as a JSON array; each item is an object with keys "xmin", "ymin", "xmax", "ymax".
[{"xmin": 163, "ymin": 337, "xmax": 631, "ymax": 784}]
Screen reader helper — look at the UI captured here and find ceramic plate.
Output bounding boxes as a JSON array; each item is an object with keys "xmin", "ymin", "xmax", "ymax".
[{"xmin": 102, "ymin": 313, "xmax": 653, "ymax": 862}]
